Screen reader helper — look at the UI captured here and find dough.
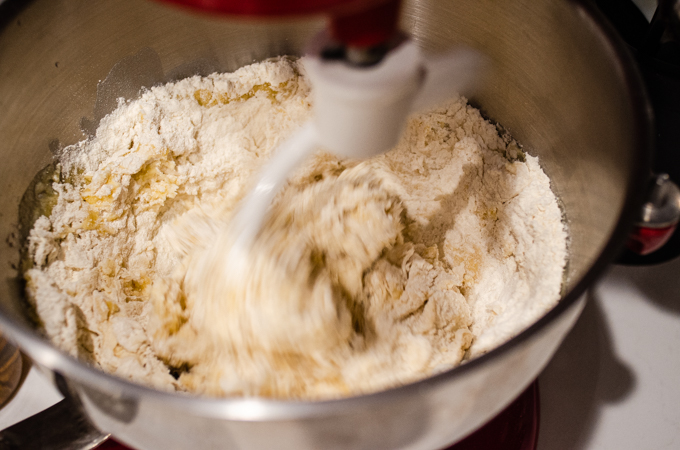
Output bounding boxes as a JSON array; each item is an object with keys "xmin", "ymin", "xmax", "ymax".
[{"xmin": 24, "ymin": 57, "xmax": 567, "ymax": 399}]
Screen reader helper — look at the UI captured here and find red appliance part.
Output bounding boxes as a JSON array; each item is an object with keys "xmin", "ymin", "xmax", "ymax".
[
  {"xmin": 157, "ymin": 0, "xmax": 402, "ymax": 47},
  {"xmin": 625, "ymin": 173, "xmax": 680, "ymax": 256},
  {"xmin": 626, "ymin": 223, "xmax": 678, "ymax": 255}
]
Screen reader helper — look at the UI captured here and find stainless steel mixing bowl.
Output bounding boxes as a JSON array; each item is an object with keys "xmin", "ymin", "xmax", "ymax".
[{"xmin": 0, "ymin": 0, "xmax": 651, "ymax": 448}]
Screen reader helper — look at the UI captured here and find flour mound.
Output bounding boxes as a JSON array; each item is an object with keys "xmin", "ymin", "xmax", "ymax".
[{"xmin": 24, "ymin": 58, "xmax": 567, "ymax": 399}]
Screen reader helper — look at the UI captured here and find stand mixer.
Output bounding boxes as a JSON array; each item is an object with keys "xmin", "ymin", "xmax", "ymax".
[
  {"xmin": 0, "ymin": 0, "xmax": 669, "ymax": 449},
  {"xmin": 159, "ymin": 0, "xmax": 484, "ymax": 264},
  {"xmin": 159, "ymin": 0, "xmax": 680, "ymax": 269}
]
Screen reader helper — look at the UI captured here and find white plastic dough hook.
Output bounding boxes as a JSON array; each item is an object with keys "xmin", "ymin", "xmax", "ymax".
[{"xmin": 228, "ymin": 39, "xmax": 485, "ymax": 253}]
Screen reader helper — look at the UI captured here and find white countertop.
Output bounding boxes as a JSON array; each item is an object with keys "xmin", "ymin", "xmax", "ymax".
[
  {"xmin": 538, "ymin": 257, "xmax": 680, "ymax": 450},
  {"xmin": 2, "ymin": 257, "xmax": 680, "ymax": 449}
]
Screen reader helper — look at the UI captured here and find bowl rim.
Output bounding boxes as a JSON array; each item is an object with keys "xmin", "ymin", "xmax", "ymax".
[{"xmin": 0, "ymin": 0, "xmax": 653, "ymax": 421}]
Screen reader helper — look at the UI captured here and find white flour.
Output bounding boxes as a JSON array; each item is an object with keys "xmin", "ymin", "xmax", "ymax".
[{"xmin": 24, "ymin": 57, "xmax": 567, "ymax": 399}]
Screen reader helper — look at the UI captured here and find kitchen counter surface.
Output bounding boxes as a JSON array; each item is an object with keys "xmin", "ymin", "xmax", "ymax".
[{"xmin": 539, "ymin": 256, "xmax": 680, "ymax": 450}]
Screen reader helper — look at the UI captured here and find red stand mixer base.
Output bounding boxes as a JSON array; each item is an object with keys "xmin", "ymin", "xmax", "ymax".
[{"xmin": 99, "ymin": 380, "xmax": 540, "ymax": 450}]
